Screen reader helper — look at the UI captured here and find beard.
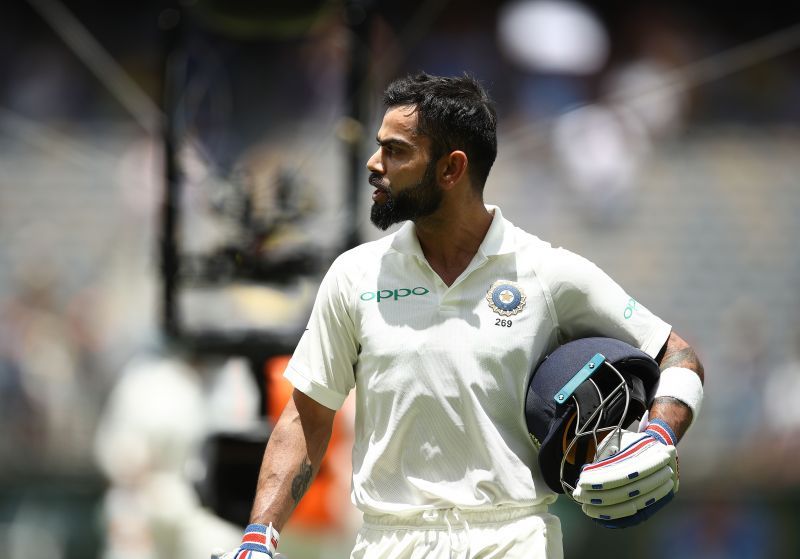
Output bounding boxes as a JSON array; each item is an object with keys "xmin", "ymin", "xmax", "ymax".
[{"xmin": 369, "ymin": 160, "xmax": 442, "ymax": 231}]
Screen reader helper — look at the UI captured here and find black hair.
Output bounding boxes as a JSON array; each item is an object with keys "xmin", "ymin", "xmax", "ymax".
[{"xmin": 383, "ymin": 72, "xmax": 497, "ymax": 192}]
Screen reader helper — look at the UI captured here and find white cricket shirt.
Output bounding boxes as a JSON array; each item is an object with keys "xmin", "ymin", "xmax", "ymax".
[{"xmin": 285, "ymin": 206, "xmax": 671, "ymax": 516}]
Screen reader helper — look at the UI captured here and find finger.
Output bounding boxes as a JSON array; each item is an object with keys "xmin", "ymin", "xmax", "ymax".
[
  {"xmin": 577, "ymin": 442, "xmax": 672, "ymax": 490},
  {"xmin": 572, "ymin": 465, "xmax": 673, "ymax": 506},
  {"xmin": 581, "ymin": 476, "xmax": 674, "ymax": 520},
  {"xmin": 592, "ymin": 491, "xmax": 675, "ymax": 529}
]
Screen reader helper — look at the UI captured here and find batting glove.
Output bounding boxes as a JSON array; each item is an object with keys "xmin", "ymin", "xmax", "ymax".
[
  {"xmin": 572, "ymin": 418, "xmax": 679, "ymax": 528},
  {"xmin": 211, "ymin": 523, "xmax": 282, "ymax": 559}
]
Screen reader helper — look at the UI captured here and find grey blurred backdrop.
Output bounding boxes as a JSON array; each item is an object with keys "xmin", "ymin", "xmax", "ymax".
[{"xmin": 2, "ymin": 1, "xmax": 800, "ymax": 558}]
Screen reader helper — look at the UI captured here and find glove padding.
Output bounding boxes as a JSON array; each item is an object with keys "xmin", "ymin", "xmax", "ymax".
[
  {"xmin": 572, "ymin": 418, "xmax": 679, "ymax": 528},
  {"xmin": 213, "ymin": 552, "xmax": 288, "ymax": 559},
  {"xmin": 212, "ymin": 523, "xmax": 283, "ymax": 559}
]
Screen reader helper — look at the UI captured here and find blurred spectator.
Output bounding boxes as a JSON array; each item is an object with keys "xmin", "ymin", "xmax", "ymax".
[
  {"xmin": 498, "ymin": 0, "xmax": 608, "ymax": 119},
  {"xmin": 758, "ymin": 324, "xmax": 800, "ymax": 486},
  {"xmin": 0, "ymin": 270, "xmax": 97, "ymax": 470},
  {"xmin": 550, "ymin": 102, "xmax": 650, "ymax": 225},
  {"xmin": 93, "ymin": 348, "xmax": 245, "ymax": 559},
  {"xmin": 762, "ymin": 324, "xmax": 800, "ymax": 433},
  {"xmin": 602, "ymin": 3, "xmax": 698, "ymax": 140},
  {"xmin": 547, "ymin": 2, "xmax": 699, "ymax": 226},
  {"xmin": 0, "ymin": 297, "xmax": 39, "ymax": 470}
]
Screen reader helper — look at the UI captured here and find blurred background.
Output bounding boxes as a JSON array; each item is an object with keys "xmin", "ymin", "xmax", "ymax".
[{"xmin": 1, "ymin": 0, "xmax": 800, "ymax": 557}]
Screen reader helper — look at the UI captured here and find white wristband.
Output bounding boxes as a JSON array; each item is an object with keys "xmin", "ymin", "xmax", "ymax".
[{"xmin": 654, "ymin": 366, "xmax": 703, "ymax": 426}]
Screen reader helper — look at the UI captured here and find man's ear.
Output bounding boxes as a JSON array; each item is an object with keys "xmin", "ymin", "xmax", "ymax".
[{"xmin": 438, "ymin": 150, "xmax": 468, "ymax": 190}]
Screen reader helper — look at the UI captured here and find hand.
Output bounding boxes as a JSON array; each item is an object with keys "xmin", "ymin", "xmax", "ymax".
[
  {"xmin": 212, "ymin": 552, "xmax": 288, "ymax": 559},
  {"xmin": 212, "ymin": 523, "xmax": 281, "ymax": 559},
  {"xmin": 572, "ymin": 419, "xmax": 679, "ymax": 528}
]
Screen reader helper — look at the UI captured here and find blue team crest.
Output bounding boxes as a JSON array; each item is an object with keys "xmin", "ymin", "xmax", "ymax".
[{"xmin": 486, "ymin": 280, "xmax": 527, "ymax": 316}]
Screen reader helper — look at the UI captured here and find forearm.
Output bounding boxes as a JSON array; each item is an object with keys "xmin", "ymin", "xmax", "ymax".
[
  {"xmin": 250, "ymin": 390, "xmax": 334, "ymax": 530},
  {"xmin": 650, "ymin": 331, "xmax": 705, "ymax": 441}
]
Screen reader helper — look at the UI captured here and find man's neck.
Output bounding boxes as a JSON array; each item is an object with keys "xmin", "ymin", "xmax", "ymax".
[{"xmin": 414, "ymin": 201, "xmax": 494, "ymax": 286}]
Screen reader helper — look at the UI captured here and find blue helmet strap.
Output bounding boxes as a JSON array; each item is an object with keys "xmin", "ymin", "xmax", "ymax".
[{"xmin": 554, "ymin": 353, "xmax": 606, "ymax": 405}]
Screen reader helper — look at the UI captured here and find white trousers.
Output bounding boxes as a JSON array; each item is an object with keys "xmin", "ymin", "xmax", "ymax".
[{"xmin": 350, "ymin": 505, "xmax": 563, "ymax": 559}]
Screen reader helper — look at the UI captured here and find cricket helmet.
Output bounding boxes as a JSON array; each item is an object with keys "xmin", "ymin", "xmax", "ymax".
[{"xmin": 525, "ymin": 337, "xmax": 661, "ymax": 495}]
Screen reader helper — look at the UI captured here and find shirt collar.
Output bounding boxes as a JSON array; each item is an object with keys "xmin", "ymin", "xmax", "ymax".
[{"xmin": 389, "ymin": 204, "xmax": 516, "ymax": 257}]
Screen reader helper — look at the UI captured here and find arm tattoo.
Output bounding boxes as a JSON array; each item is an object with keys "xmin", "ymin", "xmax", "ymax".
[
  {"xmin": 291, "ymin": 458, "xmax": 313, "ymax": 503},
  {"xmin": 658, "ymin": 346, "xmax": 705, "ymax": 382}
]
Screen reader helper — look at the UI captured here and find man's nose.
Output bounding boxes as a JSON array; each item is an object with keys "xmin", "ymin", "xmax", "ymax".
[{"xmin": 366, "ymin": 147, "xmax": 383, "ymax": 174}]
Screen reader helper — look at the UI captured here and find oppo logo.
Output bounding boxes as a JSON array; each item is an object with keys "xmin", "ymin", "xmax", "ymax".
[
  {"xmin": 360, "ymin": 286, "xmax": 430, "ymax": 302},
  {"xmin": 624, "ymin": 298, "xmax": 638, "ymax": 319}
]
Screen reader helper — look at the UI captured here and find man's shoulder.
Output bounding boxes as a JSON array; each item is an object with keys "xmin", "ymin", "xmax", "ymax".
[
  {"xmin": 510, "ymin": 226, "xmax": 596, "ymax": 272},
  {"xmin": 327, "ymin": 232, "xmax": 398, "ymax": 276},
  {"xmin": 337, "ymin": 233, "xmax": 397, "ymax": 262},
  {"xmin": 510, "ymin": 224, "xmax": 555, "ymax": 254}
]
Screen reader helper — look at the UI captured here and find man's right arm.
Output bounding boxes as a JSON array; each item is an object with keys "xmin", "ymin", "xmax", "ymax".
[{"xmin": 249, "ymin": 388, "xmax": 336, "ymax": 531}]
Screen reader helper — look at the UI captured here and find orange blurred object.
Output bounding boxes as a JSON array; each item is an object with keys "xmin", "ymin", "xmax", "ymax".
[{"xmin": 264, "ymin": 355, "xmax": 353, "ymax": 533}]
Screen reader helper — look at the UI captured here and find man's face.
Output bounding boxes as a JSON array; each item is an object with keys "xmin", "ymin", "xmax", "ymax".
[{"xmin": 367, "ymin": 106, "xmax": 443, "ymax": 230}]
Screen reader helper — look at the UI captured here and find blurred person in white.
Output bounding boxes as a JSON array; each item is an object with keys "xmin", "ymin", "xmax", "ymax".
[
  {"xmin": 0, "ymin": 270, "xmax": 94, "ymax": 469},
  {"xmin": 555, "ymin": 4, "xmax": 694, "ymax": 226},
  {"xmin": 498, "ymin": 1, "xmax": 696, "ymax": 227},
  {"xmin": 94, "ymin": 348, "xmax": 263, "ymax": 559},
  {"xmin": 760, "ymin": 323, "xmax": 800, "ymax": 485},
  {"xmin": 0, "ymin": 287, "xmax": 38, "ymax": 467},
  {"xmin": 215, "ymin": 72, "xmax": 705, "ymax": 559},
  {"xmin": 497, "ymin": 1, "xmax": 647, "ymax": 226},
  {"xmin": 498, "ymin": 0, "xmax": 609, "ymax": 120},
  {"xmin": 602, "ymin": 4, "xmax": 696, "ymax": 141}
]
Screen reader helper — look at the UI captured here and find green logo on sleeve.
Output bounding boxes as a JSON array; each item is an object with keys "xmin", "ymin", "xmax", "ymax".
[
  {"xmin": 624, "ymin": 298, "xmax": 638, "ymax": 319},
  {"xmin": 360, "ymin": 286, "xmax": 429, "ymax": 302}
]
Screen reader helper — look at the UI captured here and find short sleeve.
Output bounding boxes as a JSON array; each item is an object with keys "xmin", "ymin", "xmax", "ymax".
[
  {"xmin": 284, "ymin": 256, "xmax": 359, "ymax": 410},
  {"xmin": 546, "ymin": 248, "xmax": 672, "ymax": 358}
]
